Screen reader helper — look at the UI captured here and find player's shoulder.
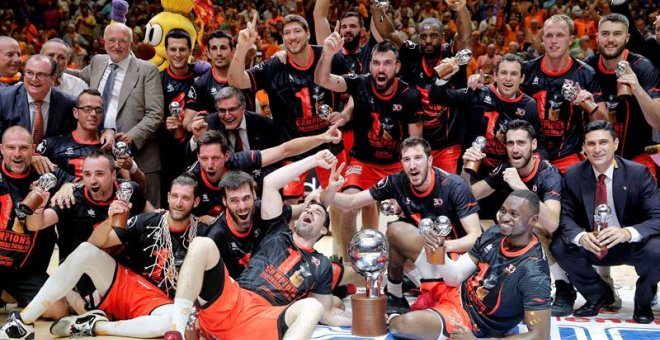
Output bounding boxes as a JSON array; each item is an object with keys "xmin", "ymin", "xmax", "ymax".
[{"xmin": 573, "ymin": 57, "xmax": 596, "ymax": 76}]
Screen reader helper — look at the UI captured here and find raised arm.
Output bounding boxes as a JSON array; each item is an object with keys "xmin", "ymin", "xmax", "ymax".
[
  {"xmin": 25, "ymin": 187, "xmax": 59, "ymax": 231},
  {"xmin": 320, "ymin": 162, "xmax": 377, "ymax": 211},
  {"xmin": 260, "ymin": 121, "xmax": 343, "ymax": 166},
  {"xmin": 371, "ymin": 3, "xmax": 403, "ymax": 49},
  {"xmin": 313, "ymin": 0, "xmax": 332, "ymax": 44},
  {"xmin": 448, "ymin": 0, "xmax": 473, "ymax": 51},
  {"xmin": 87, "ymin": 200, "xmax": 126, "ymax": 248},
  {"xmin": 228, "ymin": 15, "xmax": 258, "ymax": 89},
  {"xmin": 314, "ymin": 27, "xmax": 348, "ymax": 93}
]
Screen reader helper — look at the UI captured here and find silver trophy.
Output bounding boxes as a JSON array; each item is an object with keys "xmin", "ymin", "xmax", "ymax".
[
  {"xmin": 420, "ymin": 216, "xmax": 452, "ymax": 264},
  {"xmin": 593, "ymin": 204, "xmax": 611, "ymax": 259},
  {"xmin": 435, "ymin": 216, "xmax": 452, "ymax": 237},
  {"xmin": 112, "ymin": 141, "xmax": 130, "ymax": 159},
  {"xmin": 380, "ymin": 200, "xmax": 396, "ymax": 216},
  {"xmin": 434, "ymin": 49, "xmax": 472, "ymax": 79},
  {"xmin": 169, "ymin": 101, "xmax": 183, "ymax": 117},
  {"xmin": 561, "ymin": 79, "xmax": 598, "ymax": 114},
  {"xmin": 112, "ymin": 182, "xmax": 134, "ymax": 228},
  {"xmin": 419, "ymin": 218, "xmax": 435, "ymax": 233},
  {"xmin": 374, "ymin": 0, "xmax": 390, "ymax": 10},
  {"xmin": 318, "ymin": 104, "xmax": 331, "ymax": 120},
  {"xmin": 348, "ymin": 229, "xmax": 389, "ymax": 336},
  {"xmin": 615, "ymin": 61, "xmax": 632, "ymax": 98},
  {"xmin": 19, "ymin": 173, "xmax": 58, "ymax": 215},
  {"xmin": 463, "ymin": 136, "xmax": 487, "ymax": 176}
]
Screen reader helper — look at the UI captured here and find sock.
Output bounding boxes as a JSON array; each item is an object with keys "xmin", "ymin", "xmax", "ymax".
[
  {"xmin": 387, "ymin": 277, "xmax": 403, "ymax": 298},
  {"xmin": 171, "ymin": 298, "xmax": 194, "ymax": 335},
  {"xmin": 550, "ymin": 263, "xmax": 569, "ymax": 283},
  {"xmin": 405, "ymin": 268, "xmax": 422, "ymax": 287}
]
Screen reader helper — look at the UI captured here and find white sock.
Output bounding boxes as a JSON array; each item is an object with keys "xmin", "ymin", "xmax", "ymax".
[
  {"xmin": 405, "ymin": 268, "xmax": 422, "ymax": 287},
  {"xmin": 94, "ymin": 309, "xmax": 172, "ymax": 338},
  {"xmin": 171, "ymin": 298, "xmax": 194, "ymax": 335},
  {"xmin": 550, "ymin": 263, "xmax": 569, "ymax": 283},
  {"xmin": 386, "ymin": 277, "xmax": 403, "ymax": 298}
]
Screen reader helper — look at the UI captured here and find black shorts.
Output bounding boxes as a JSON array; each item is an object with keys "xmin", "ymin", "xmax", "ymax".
[{"xmin": 0, "ymin": 268, "xmax": 48, "ymax": 307}]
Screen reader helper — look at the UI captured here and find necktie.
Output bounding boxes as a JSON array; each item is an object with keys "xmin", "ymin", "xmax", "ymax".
[
  {"xmin": 232, "ymin": 129, "xmax": 243, "ymax": 152},
  {"xmin": 33, "ymin": 101, "xmax": 44, "ymax": 145},
  {"xmin": 594, "ymin": 174, "xmax": 607, "ymax": 231},
  {"xmin": 102, "ymin": 64, "xmax": 119, "ymax": 113}
]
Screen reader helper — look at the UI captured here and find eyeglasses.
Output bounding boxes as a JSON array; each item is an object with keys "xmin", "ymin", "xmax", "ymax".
[
  {"xmin": 217, "ymin": 106, "xmax": 242, "ymax": 115},
  {"xmin": 24, "ymin": 70, "xmax": 52, "ymax": 80},
  {"xmin": 76, "ymin": 106, "xmax": 103, "ymax": 114},
  {"xmin": 106, "ymin": 38, "xmax": 131, "ymax": 46}
]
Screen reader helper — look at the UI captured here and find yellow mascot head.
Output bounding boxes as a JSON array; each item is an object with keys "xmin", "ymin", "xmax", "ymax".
[{"xmin": 143, "ymin": 0, "xmax": 197, "ymax": 71}]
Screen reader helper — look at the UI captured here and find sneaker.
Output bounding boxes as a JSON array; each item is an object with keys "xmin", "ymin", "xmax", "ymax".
[
  {"xmin": 385, "ymin": 292, "xmax": 410, "ymax": 315},
  {"xmin": 410, "ymin": 291, "xmax": 434, "ymax": 311},
  {"xmin": 50, "ymin": 310, "xmax": 108, "ymax": 337},
  {"xmin": 551, "ymin": 280, "xmax": 576, "ymax": 317},
  {"xmin": 0, "ymin": 311, "xmax": 34, "ymax": 339}
]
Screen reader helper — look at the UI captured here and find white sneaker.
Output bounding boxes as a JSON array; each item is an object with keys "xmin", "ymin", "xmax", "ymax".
[
  {"xmin": 50, "ymin": 310, "xmax": 108, "ymax": 337},
  {"xmin": 0, "ymin": 311, "xmax": 34, "ymax": 339}
]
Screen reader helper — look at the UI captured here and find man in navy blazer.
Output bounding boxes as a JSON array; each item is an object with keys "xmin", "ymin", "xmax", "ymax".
[
  {"xmin": 552, "ymin": 120, "xmax": 660, "ymax": 324},
  {"xmin": 0, "ymin": 55, "xmax": 75, "ymax": 142}
]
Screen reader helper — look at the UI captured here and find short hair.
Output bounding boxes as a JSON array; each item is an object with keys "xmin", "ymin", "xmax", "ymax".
[
  {"xmin": 104, "ymin": 22, "xmax": 133, "ymax": 42},
  {"xmin": 205, "ymin": 30, "xmax": 234, "ymax": 49},
  {"xmin": 214, "ymin": 87, "xmax": 246, "ymax": 108},
  {"xmin": 25, "ymin": 54, "xmax": 58, "ymax": 76},
  {"xmin": 2, "ymin": 125, "xmax": 32, "ymax": 144},
  {"xmin": 84, "ymin": 150, "xmax": 115, "ymax": 170},
  {"xmin": 41, "ymin": 38, "xmax": 72, "ymax": 56},
  {"xmin": 170, "ymin": 175, "xmax": 199, "ymax": 197},
  {"xmin": 598, "ymin": 13, "xmax": 629, "ymax": 31},
  {"xmin": 340, "ymin": 12, "xmax": 364, "ymax": 28},
  {"xmin": 400, "ymin": 136, "xmax": 431, "ymax": 157},
  {"xmin": 544, "ymin": 14, "xmax": 574, "ymax": 35},
  {"xmin": 505, "ymin": 119, "xmax": 536, "ymax": 140},
  {"xmin": 196, "ymin": 130, "xmax": 229, "ymax": 154},
  {"xmin": 418, "ymin": 17, "xmax": 443, "ymax": 33},
  {"xmin": 219, "ymin": 170, "xmax": 256, "ymax": 198},
  {"xmin": 76, "ymin": 89, "xmax": 102, "ymax": 107},
  {"xmin": 508, "ymin": 190, "xmax": 540, "ymax": 216},
  {"xmin": 495, "ymin": 53, "xmax": 524, "ymax": 74},
  {"xmin": 584, "ymin": 120, "xmax": 617, "ymax": 140},
  {"xmin": 371, "ymin": 41, "xmax": 399, "ymax": 60},
  {"xmin": 282, "ymin": 14, "xmax": 309, "ymax": 32},
  {"xmin": 165, "ymin": 28, "xmax": 192, "ymax": 49}
]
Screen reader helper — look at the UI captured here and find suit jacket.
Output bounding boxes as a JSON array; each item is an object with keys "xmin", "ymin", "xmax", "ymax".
[
  {"xmin": 559, "ymin": 156, "xmax": 660, "ymax": 244},
  {"xmin": 205, "ymin": 110, "xmax": 281, "ymax": 151},
  {"xmin": 0, "ymin": 84, "xmax": 75, "ymax": 139},
  {"xmin": 78, "ymin": 54, "xmax": 163, "ymax": 172}
]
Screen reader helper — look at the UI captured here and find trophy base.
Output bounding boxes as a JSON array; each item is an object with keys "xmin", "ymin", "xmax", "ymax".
[
  {"xmin": 19, "ymin": 192, "xmax": 45, "ymax": 216},
  {"xmin": 351, "ymin": 294, "xmax": 387, "ymax": 336},
  {"xmin": 463, "ymin": 160, "xmax": 481, "ymax": 177},
  {"xmin": 427, "ymin": 246, "xmax": 445, "ymax": 265},
  {"xmin": 617, "ymin": 83, "xmax": 632, "ymax": 98},
  {"xmin": 111, "ymin": 211, "xmax": 129, "ymax": 228},
  {"xmin": 580, "ymin": 100, "xmax": 599, "ymax": 115}
]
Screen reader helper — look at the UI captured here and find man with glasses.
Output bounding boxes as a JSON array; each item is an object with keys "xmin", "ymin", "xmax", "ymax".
[
  {"xmin": 0, "ymin": 54, "xmax": 76, "ymax": 145},
  {"xmin": 73, "ymin": 22, "xmax": 164, "ymax": 207}
]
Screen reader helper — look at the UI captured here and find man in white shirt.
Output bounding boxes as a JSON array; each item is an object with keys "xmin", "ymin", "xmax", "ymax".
[{"xmin": 40, "ymin": 38, "xmax": 88, "ymax": 98}]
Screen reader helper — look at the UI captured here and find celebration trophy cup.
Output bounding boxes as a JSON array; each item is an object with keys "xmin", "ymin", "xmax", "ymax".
[
  {"xmin": 348, "ymin": 229, "xmax": 389, "ymax": 336},
  {"xmin": 593, "ymin": 204, "xmax": 611, "ymax": 260},
  {"xmin": 615, "ymin": 61, "xmax": 632, "ymax": 99},
  {"xmin": 169, "ymin": 101, "xmax": 183, "ymax": 118},
  {"xmin": 18, "ymin": 173, "xmax": 57, "ymax": 215},
  {"xmin": 420, "ymin": 216, "xmax": 452, "ymax": 264},
  {"xmin": 380, "ymin": 200, "xmax": 396, "ymax": 216},
  {"xmin": 561, "ymin": 79, "xmax": 598, "ymax": 115},
  {"xmin": 112, "ymin": 141, "xmax": 130, "ymax": 159},
  {"xmin": 463, "ymin": 136, "xmax": 487, "ymax": 176},
  {"xmin": 318, "ymin": 104, "xmax": 331, "ymax": 120},
  {"xmin": 111, "ymin": 182, "xmax": 134, "ymax": 228},
  {"xmin": 433, "ymin": 49, "xmax": 473, "ymax": 79}
]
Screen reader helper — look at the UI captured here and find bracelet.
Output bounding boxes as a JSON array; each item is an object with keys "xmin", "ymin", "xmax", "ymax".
[{"xmin": 129, "ymin": 160, "xmax": 138, "ymax": 174}]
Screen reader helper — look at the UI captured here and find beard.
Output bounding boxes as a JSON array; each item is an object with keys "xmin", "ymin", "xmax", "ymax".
[
  {"xmin": 422, "ymin": 45, "xmax": 442, "ymax": 59},
  {"xmin": 343, "ymin": 35, "xmax": 360, "ymax": 51},
  {"xmin": 600, "ymin": 44, "xmax": 625, "ymax": 60}
]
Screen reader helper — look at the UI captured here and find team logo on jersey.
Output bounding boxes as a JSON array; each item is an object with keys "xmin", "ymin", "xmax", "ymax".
[
  {"xmin": 210, "ymin": 87, "xmax": 218, "ymax": 95},
  {"xmin": 65, "ymin": 147, "xmax": 74, "ymax": 155},
  {"xmin": 202, "ymin": 193, "xmax": 209, "ymax": 202},
  {"xmin": 505, "ymin": 264, "xmax": 516, "ymax": 274},
  {"xmin": 230, "ymin": 242, "xmax": 239, "ymax": 251},
  {"xmin": 251, "ymin": 169, "xmax": 262, "ymax": 178},
  {"xmin": 35, "ymin": 141, "xmax": 46, "ymax": 154},
  {"xmin": 392, "ymin": 104, "xmax": 402, "ymax": 111},
  {"xmin": 532, "ymin": 185, "xmax": 538, "ymax": 192},
  {"xmin": 87, "ymin": 209, "xmax": 96, "ymax": 217},
  {"xmin": 346, "ymin": 165, "xmax": 363, "ymax": 176},
  {"xmin": 492, "ymin": 164, "xmax": 504, "ymax": 175},
  {"xmin": 187, "ymin": 86, "xmax": 197, "ymax": 100},
  {"xmin": 347, "ymin": 73, "xmax": 358, "ymax": 79},
  {"xmin": 483, "ymin": 243, "xmax": 493, "ymax": 254},
  {"xmin": 433, "ymin": 198, "xmax": 443, "ymax": 207},
  {"xmin": 311, "ymin": 257, "xmax": 320, "ymax": 268},
  {"xmin": 254, "ymin": 228, "xmax": 260, "ymax": 238},
  {"xmin": 515, "ymin": 108, "xmax": 526, "ymax": 117},
  {"xmin": 484, "ymin": 95, "xmax": 492, "ymax": 105},
  {"xmin": 375, "ymin": 176, "xmax": 388, "ymax": 188},
  {"xmin": 532, "ymin": 76, "xmax": 539, "ymax": 85},
  {"xmin": 166, "ymin": 83, "xmax": 175, "ymax": 93}
]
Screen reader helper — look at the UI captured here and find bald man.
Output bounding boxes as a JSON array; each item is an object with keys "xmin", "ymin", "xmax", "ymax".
[
  {"xmin": 41, "ymin": 38, "xmax": 88, "ymax": 97},
  {"xmin": 0, "ymin": 36, "xmax": 22, "ymax": 87}
]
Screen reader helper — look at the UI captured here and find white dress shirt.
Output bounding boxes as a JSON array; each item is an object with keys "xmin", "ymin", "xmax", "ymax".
[{"xmin": 98, "ymin": 56, "xmax": 130, "ymax": 129}]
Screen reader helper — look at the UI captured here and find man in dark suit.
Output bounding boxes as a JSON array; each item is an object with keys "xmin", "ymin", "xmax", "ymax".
[
  {"xmin": 0, "ymin": 55, "xmax": 75, "ymax": 144},
  {"xmin": 552, "ymin": 120, "xmax": 660, "ymax": 324}
]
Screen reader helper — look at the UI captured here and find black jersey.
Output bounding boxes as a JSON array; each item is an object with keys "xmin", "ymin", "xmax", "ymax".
[
  {"xmin": 247, "ymin": 46, "xmax": 342, "ymax": 158},
  {"xmin": 343, "ymin": 74, "xmax": 423, "ymax": 164},
  {"xmin": 330, "ymin": 35, "xmax": 376, "ymax": 76},
  {"xmin": 0, "ymin": 164, "xmax": 71, "ymax": 271},
  {"xmin": 162, "ymin": 65, "xmax": 197, "ymax": 115},
  {"xmin": 115, "ymin": 211, "xmax": 213, "ymax": 297},
  {"xmin": 36, "ymin": 131, "xmax": 101, "ymax": 179},
  {"xmin": 584, "ymin": 50, "xmax": 660, "ymax": 158},
  {"xmin": 207, "ymin": 201, "xmax": 292, "ymax": 279},
  {"xmin": 185, "ymin": 150, "xmax": 263, "ymax": 217},
  {"xmin": 463, "ymin": 226, "xmax": 551, "ymax": 337},
  {"xmin": 522, "ymin": 56, "xmax": 603, "ymax": 160},
  {"xmin": 186, "ymin": 68, "xmax": 255, "ymax": 113},
  {"xmin": 399, "ymin": 40, "xmax": 469, "ymax": 150},
  {"xmin": 485, "ymin": 155, "xmax": 561, "ymax": 204},
  {"xmin": 237, "ymin": 213, "xmax": 333, "ymax": 306},
  {"xmin": 51, "ymin": 181, "xmax": 145, "ymax": 260},
  {"xmin": 430, "ymin": 83, "xmax": 543, "ymax": 173},
  {"xmin": 369, "ymin": 167, "xmax": 479, "ymax": 240}
]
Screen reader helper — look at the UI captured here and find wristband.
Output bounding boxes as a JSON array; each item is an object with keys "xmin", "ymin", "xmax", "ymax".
[{"xmin": 129, "ymin": 160, "xmax": 138, "ymax": 174}]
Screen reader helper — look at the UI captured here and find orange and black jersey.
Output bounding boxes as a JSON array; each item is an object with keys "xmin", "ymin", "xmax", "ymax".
[
  {"xmin": 247, "ymin": 46, "xmax": 342, "ymax": 159},
  {"xmin": 237, "ymin": 213, "xmax": 333, "ymax": 306},
  {"xmin": 51, "ymin": 180, "xmax": 144, "ymax": 260},
  {"xmin": 342, "ymin": 74, "xmax": 423, "ymax": 164},
  {"xmin": 0, "ymin": 164, "xmax": 72, "ymax": 271},
  {"xmin": 485, "ymin": 155, "xmax": 561, "ymax": 204},
  {"xmin": 207, "ymin": 201, "xmax": 292, "ymax": 279},
  {"xmin": 330, "ymin": 35, "xmax": 376, "ymax": 76},
  {"xmin": 368, "ymin": 167, "xmax": 479, "ymax": 240},
  {"xmin": 186, "ymin": 68, "xmax": 256, "ymax": 113},
  {"xmin": 115, "ymin": 211, "xmax": 213, "ymax": 297},
  {"xmin": 430, "ymin": 83, "xmax": 545, "ymax": 175},
  {"xmin": 522, "ymin": 56, "xmax": 603, "ymax": 160},
  {"xmin": 184, "ymin": 150, "xmax": 263, "ymax": 217},
  {"xmin": 162, "ymin": 65, "xmax": 199, "ymax": 115},
  {"xmin": 399, "ymin": 40, "xmax": 469, "ymax": 150},
  {"xmin": 463, "ymin": 226, "xmax": 551, "ymax": 338},
  {"xmin": 584, "ymin": 50, "xmax": 660, "ymax": 159},
  {"xmin": 35, "ymin": 131, "xmax": 101, "ymax": 179}
]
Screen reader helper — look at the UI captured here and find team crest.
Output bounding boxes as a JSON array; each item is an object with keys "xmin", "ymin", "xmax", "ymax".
[
  {"xmin": 210, "ymin": 87, "xmax": 218, "ymax": 95},
  {"xmin": 35, "ymin": 142, "xmax": 46, "ymax": 154},
  {"xmin": 202, "ymin": 193, "xmax": 209, "ymax": 202},
  {"xmin": 532, "ymin": 76, "xmax": 539, "ymax": 85},
  {"xmin": 187, "ymin": 86, "xmax": 197, "ymax": 100},
  {"xmin": 375, "ymin": 176, "xmax": 388, "ymax": 188},
  {"xmin": 166, "ymin": 83, "xmax": 175, "ymax": 92},
  {"xmin": 505, "ymin": 264, "xmax": 516, "ymax": 274},
  {"xmin": 484, "ymin": 95, "xmax": 492, "ymax": 105},
  {"xmin": 532, "ymin": 185, "xmax": 538, "ymax": 192},
  {"xmin": 65, "ymin": 147, "xmax": 74, "ymax": 155},
  {"xmin": 87, "ymin": 209, "xmax": 96, "ymax": 217}
]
